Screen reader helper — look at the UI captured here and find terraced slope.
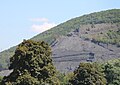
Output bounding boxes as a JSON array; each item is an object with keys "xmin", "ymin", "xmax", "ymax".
[{"xmin": 52, "ymin": 24, "xmax": 120, "ymax": 72}]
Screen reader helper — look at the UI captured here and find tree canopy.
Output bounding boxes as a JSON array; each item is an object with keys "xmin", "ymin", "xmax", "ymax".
[
  {"xmin": 1, "ymin": 40, "xmax": 60, "ymax": 85},
  {"xmin": 103, "ymin": 59, "xmax": 120, "ymax": 85},
  {"xmin": 69, "ymin": 63, "xmax": 107, "ymax": 85}
]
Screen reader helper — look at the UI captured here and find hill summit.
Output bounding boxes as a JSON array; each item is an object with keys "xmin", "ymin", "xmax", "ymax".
[{"xmin": 0, "ymin": 9, "xmax": 120, "ymax": 73}]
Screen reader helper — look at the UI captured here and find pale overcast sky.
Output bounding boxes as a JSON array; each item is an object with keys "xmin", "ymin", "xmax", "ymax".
[{"xmin": 0, "ymin": 0, "xmax": 120, "ymax": 52}]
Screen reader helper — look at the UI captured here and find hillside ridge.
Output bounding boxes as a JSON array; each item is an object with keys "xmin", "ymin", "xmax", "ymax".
[{"xmin": 0, "ymin": 9, "xmax": 120, "ymax": 73}]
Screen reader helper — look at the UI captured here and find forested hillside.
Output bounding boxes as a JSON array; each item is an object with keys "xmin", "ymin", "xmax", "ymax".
[
  {"xmin": 32, "ymin": 9, "xmax": 120, "ymax": 43},
  {"xmin": 0, "ymin": 9, "xmax": 120, "ymax": 72}
]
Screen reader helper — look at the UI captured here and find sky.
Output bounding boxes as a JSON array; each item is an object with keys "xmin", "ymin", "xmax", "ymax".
[{"xmin": 0, "ymin": 0, "xmax": 120, "ymax": 52}]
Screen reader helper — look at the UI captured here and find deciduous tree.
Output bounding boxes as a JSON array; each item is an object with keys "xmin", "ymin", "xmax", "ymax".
[
  {"xmin": 1, "ymin": 40, "xmax": 60, "ymax": 85},
  {"xmin": 69, "ymin": 63, "xmax": 106, "ymax": 85}
]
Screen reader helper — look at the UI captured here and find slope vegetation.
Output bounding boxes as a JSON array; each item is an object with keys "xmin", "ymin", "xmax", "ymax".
[{"xmin": 0, "ymin": 9, "xmax": 120, "ymax": 73}]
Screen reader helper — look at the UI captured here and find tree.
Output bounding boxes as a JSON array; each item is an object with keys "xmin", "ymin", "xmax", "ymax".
[
  {"xmin": 69, "ymin": 63, "xmax": 107, "ymax": 85},
  {"xmin": 103, "ymin": 59, "xmax": 120, "ymax": 85},
  {"xmin": 1, "ymin": 40, "xmax": 60, "ymax": 85}
]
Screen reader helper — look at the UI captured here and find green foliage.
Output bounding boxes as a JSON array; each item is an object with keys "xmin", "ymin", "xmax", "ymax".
[
  {"xmin": 57, "ymin": 72, "xmax": 74, "ymax": 85},
  {"xmin": 1, "ymin": 40, "xmax": 60, "ymax": 85},
  {"xmin": 63, "ymin": 72, "xmax": 74, "ymax": 85},
  {"xmin": 32, "ymin": 9, "xmax": 120, "ymax": 43},
  {"xmin": 0, "ymin": 76, "xmax": 3, "ymax": 84},
  {"xmin": 94, "ymin": 29, "xmax": 120, "ymax": 46},
  {"xmin": 57, "ymin": 72, "xmax": 66, "ymax": 85},
  {"xmin": 103, "ymin": 58, "xmax": 120, "ymax": 85},
  {"xmin": 69, "ymin": 63, "xmax": 107, "ymax": 85},
  {"xmin": 13, "ymin": 71, "xmax": 39, "ymax": 85}
]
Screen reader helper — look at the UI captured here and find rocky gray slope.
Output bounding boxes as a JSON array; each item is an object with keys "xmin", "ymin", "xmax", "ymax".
[{"xmin": 51, "ymin": 23, "xmax": 120, "ymax": 73}]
